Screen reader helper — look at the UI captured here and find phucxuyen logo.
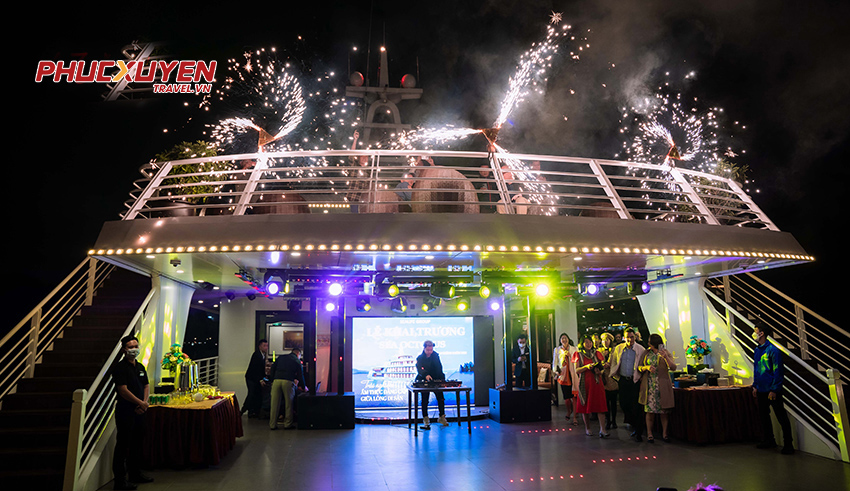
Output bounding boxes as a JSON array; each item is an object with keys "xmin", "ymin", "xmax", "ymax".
[{"xmin": 34, "ymin": 60, "xmax": 217, "ymax": 94}]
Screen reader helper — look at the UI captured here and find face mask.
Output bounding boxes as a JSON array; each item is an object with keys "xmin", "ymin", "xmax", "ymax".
[
  {"xmin": 127, "ymin": 348, "xmax": 141, "ymax": 358},
  {"xmin": 752, "ymin": 332, "xmax": 760, "ymax": 341}
]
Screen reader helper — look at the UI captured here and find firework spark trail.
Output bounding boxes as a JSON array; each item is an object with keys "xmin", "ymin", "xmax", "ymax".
[
  {"xmin": 494, "ymin": 23, "xmax": 569, "ymax": 129},
  {"xmin": 492, "ymin": 143, "xmax": 557, "ymax": 215},
  {"xmin": 391, "ymin": 126, "xmax": 484, "ymax": 149}
]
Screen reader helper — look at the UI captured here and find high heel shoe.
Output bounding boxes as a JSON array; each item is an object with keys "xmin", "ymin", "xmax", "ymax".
[
  {"xmin": 585, "ymin": 429, "xmax": 593, "ymax": 436},
  {"xmin": 599, "ymin": 431, "xmax": 610, "ymax": 438}
]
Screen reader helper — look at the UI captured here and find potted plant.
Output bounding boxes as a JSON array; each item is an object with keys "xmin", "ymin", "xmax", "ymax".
[{"xmin": 686, "ymin": 335, "xmax": 712, "ymax": 371}]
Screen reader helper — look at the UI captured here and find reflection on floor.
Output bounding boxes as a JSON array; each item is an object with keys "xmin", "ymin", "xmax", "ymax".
[{"xmin": 99, "ymin": 406, "xmax": 850, "ymax": 490}]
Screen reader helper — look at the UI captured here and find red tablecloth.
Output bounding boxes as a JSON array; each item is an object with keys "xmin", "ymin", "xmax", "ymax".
[
  {"xmin": 143, "ymin": 394, "xmax": 243, "ymax": 468},
  {"xmin": 669, "ymin": 386, "xmax": 762, "ymax": 444}
]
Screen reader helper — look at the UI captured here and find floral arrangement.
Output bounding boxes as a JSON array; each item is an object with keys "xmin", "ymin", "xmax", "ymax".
[
  {"xmin": 686, "ymin": 336, "xmax": 712, "ymax": 360},
  {"xmin": 161, "ymin": 343, "xmax": 191, "ymax": 372}
]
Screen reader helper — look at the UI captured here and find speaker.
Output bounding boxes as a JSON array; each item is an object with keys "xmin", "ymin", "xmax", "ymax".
[
  {"xmin": 296, "ymin": 393, "xmax": 356, "ymax": 429},
  {"xmin": 488, "ymin": 388, "xmax": 551, "ymax": 423}
]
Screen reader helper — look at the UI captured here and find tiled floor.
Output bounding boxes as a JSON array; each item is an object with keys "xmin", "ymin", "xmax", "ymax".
[{"xmin": 102, "ymin": 406, "xmax": 849, "ymax": 490}]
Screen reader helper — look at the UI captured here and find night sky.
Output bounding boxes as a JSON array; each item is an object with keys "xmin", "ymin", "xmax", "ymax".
[{"xmin": 11, "ymin": 1, "xmax": 849, "ymax": 330}]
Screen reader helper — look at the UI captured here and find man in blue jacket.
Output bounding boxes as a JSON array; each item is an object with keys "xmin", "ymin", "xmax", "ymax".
[{"xmin": 752, "ymin": 323, "xmax": 794, "ymax": 454}]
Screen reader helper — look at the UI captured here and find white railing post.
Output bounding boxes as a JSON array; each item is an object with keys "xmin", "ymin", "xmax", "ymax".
[
  {"xmin": 63, "ymin": 389, "xmax": 87, "ymax": 491},
  {"xmin": 826, "ymin": 369, "xmax": 850, "ymax": 463},
  {"xmin": 666, "ymin": 167, "xmax": 720, "ymax": 225},
  {"xmin": 124, "ymin": 161, "xmax": 174, "ymax": 220},
  {"xmin": 85, "ymin": 257, "xmax": 97, "ymax": 307},
  {"xmin": 489, "ymin": 152, "xmax": 514, "ymax": 214},
  {"xmin": 724, "ymin": 178, "xmax": 779, "ymax": 231},
  {"xmin": 25, "ymin": 309, "xmax": 41, "ymax": 379},
  {"xmin": 370, "ymin": 154, "xmax": 380, "ymax": 205},
  {"xmin": 587, "ymin": 159, "xmax": 632, "ymax": 219},
  {"xmin": 795, "ymin": 304, "xmax": 810, "ymax": 360},
  {"xmin": 233, "ymin": 158, "xmax": 267, "ymax": 216}
]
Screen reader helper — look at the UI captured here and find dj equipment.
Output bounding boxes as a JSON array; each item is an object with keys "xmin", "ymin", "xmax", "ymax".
[{"xmin": 411, "ymin": 379, "xmax": 462, "ymax": 388}]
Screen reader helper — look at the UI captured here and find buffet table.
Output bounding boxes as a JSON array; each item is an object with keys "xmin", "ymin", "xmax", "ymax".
[
  {"xmin": 668, "ymin": 386, "xmax": 762, "ymax": 444},
  {"xmin": 143, "ymin": 392, "xmax": 243, "ymax": 468}
]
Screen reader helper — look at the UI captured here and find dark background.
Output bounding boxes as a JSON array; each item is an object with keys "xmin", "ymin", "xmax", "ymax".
[{"xmin": 10, "ymin": 1, "xmax": 849, "ymax": 331}]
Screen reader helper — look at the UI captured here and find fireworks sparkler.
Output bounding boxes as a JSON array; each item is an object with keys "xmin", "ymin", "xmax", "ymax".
[
  {"xmin": 615, "ymin": 74, "xmax": 749, "ymax": 222},
  {"xmin": 191, "ymin": 15, "xmax": 584, "ymax": 215},
  {"xmin": 209, "ymin": 53, "xmax": 306, "ymax": 153},
  {"xmin": 380, "ymin": 14, "xmax": 581, "ymax": 215},
  {"xmin": 617, "ymin": 74, "xmax": 744, "ymax": 176},
  {"xmin": 205, "ymin": 48, "xmax": 362, "ymax": 179}
]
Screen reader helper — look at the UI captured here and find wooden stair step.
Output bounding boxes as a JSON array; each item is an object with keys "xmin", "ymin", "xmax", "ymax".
[{"xmin": 0, "ymin": 408, "xmax": 71, "ymax": 428}]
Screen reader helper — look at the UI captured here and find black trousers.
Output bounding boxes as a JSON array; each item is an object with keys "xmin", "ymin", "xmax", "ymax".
[
  {"xmin": 113, "ymin": 410, "xmax": 145, "ymax": 481},
  {"xmin": 244, "ymin": 378, "xmax": 263, "ymax": 415},
  {"xmin": 605, "ymin": 389, "xmax": 619, "ymax": 424},
  {"xmin": 421, "ymin": 390, "xmax": 446, "ymax": 416},
  {"xmin": 757, "ymin": 391, "xmax": 793, "ymax": 446},
  {"xmin": 618, "ymin": 377, "xmax": 644, "ymax": 434},
  {"xmin": 515, "ymin": 368, "xmax": 530, "ymax": 388}
]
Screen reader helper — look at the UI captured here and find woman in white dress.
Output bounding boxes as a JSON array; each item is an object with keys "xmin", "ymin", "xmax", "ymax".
[{"xmin": 552, "ymin": 333, "xmax": 579, "ymax": 425}]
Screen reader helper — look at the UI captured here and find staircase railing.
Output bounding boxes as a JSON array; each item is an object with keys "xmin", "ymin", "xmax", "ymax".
[
  {"xmin": 702, "ymin": 279, "xmax": 849, "ymax": 462},
  {"xmin": 63, "ymin": 287, "xmax": 155, "ymax": 491},
  {"xmin": 0, "ymin": 258, "xmax": 114, "ymax": 406},
  {"xmin": 709, "ymin": 273, "xmax": 850, "ymax": 377}
]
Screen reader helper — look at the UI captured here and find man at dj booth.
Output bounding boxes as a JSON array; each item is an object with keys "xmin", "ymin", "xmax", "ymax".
[{"xmin": 416, "ymin": 340, "xmax": 450, "ymax": 428}]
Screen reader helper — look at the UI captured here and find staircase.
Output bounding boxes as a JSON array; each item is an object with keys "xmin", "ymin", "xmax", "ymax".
[
  {"xmin": 703, "ymin": 273, "xmax": 849, "ymax": 462},
  {"xmin": 0, "ymin": 267, "xmax": 151, "ymax": 488}
]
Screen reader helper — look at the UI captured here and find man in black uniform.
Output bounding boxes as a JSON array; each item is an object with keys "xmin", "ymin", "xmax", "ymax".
[
  {"xmin": 416, "ymin": 340, "xmax": 449, "ymax": 427},
  {"xmin": 243, "ymin": 339, "xmax": 269, "ymax": 418},
  {"xmin": 111, "ymin": 335, "xmax": 153, "ymax": 490}
]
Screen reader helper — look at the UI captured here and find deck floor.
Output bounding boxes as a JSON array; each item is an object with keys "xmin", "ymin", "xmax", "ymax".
[{"xmin": 99, "ymin": 406, "xmax": 849, "ymax": 491}]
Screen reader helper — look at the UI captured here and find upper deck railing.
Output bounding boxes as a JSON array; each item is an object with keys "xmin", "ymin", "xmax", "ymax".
[{"xmin": 121, "ymin": 149, "xmax": 777, "ymax": 230}]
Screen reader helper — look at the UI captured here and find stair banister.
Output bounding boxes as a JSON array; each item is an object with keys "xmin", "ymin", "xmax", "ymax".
[{"xmin": 62, "ymin": 287, "xmax": 155, "ymax": 491}]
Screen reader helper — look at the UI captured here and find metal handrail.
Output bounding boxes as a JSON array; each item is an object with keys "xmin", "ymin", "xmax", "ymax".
[
  {"xmin": 64, "ymin": 287, "xmax": 155, "ymax": 491},
  {"xmin": 704, "ymin": 288, "xmax": 828, "ymax": 383},
  {"xmin": 744, "ymin": 273, "xmax": 849, "ymax": 338},
  {"xmin": 719, "ymin": 274, "xmax": 849, "ymax": 374},
  {"xmin": 1, "ymin": 259, "xmax": 113, "ymax": 403},
  {"xmin": 120, "ymin": 149, "xmax": 777, "ymax": 229},
  {"xmin": 703, "ymin": 283, "xmax": 848, "ymax": 461}
]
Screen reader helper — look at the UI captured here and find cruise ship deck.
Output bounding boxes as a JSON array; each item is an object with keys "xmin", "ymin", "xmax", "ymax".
[{"xmin": 96, "ymin": 405, "xmax": 849, "ymax": 491}]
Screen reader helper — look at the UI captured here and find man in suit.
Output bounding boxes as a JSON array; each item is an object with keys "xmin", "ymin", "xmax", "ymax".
[
  {"xmin": 513, "ymin": 333, "xmax": 531, "ymax": 388},
  {"xmin": 608, "ymin": 328, "xmax": 646, "ymax": 441},
  {"xmin": 243, "ymin": 339, "xmax": 268, "ymax": 418}
]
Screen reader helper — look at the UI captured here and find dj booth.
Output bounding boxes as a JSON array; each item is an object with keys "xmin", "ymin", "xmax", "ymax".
[{"xmin": 407, "ymin": 380, "xmax": 473, "ymax": 437}]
